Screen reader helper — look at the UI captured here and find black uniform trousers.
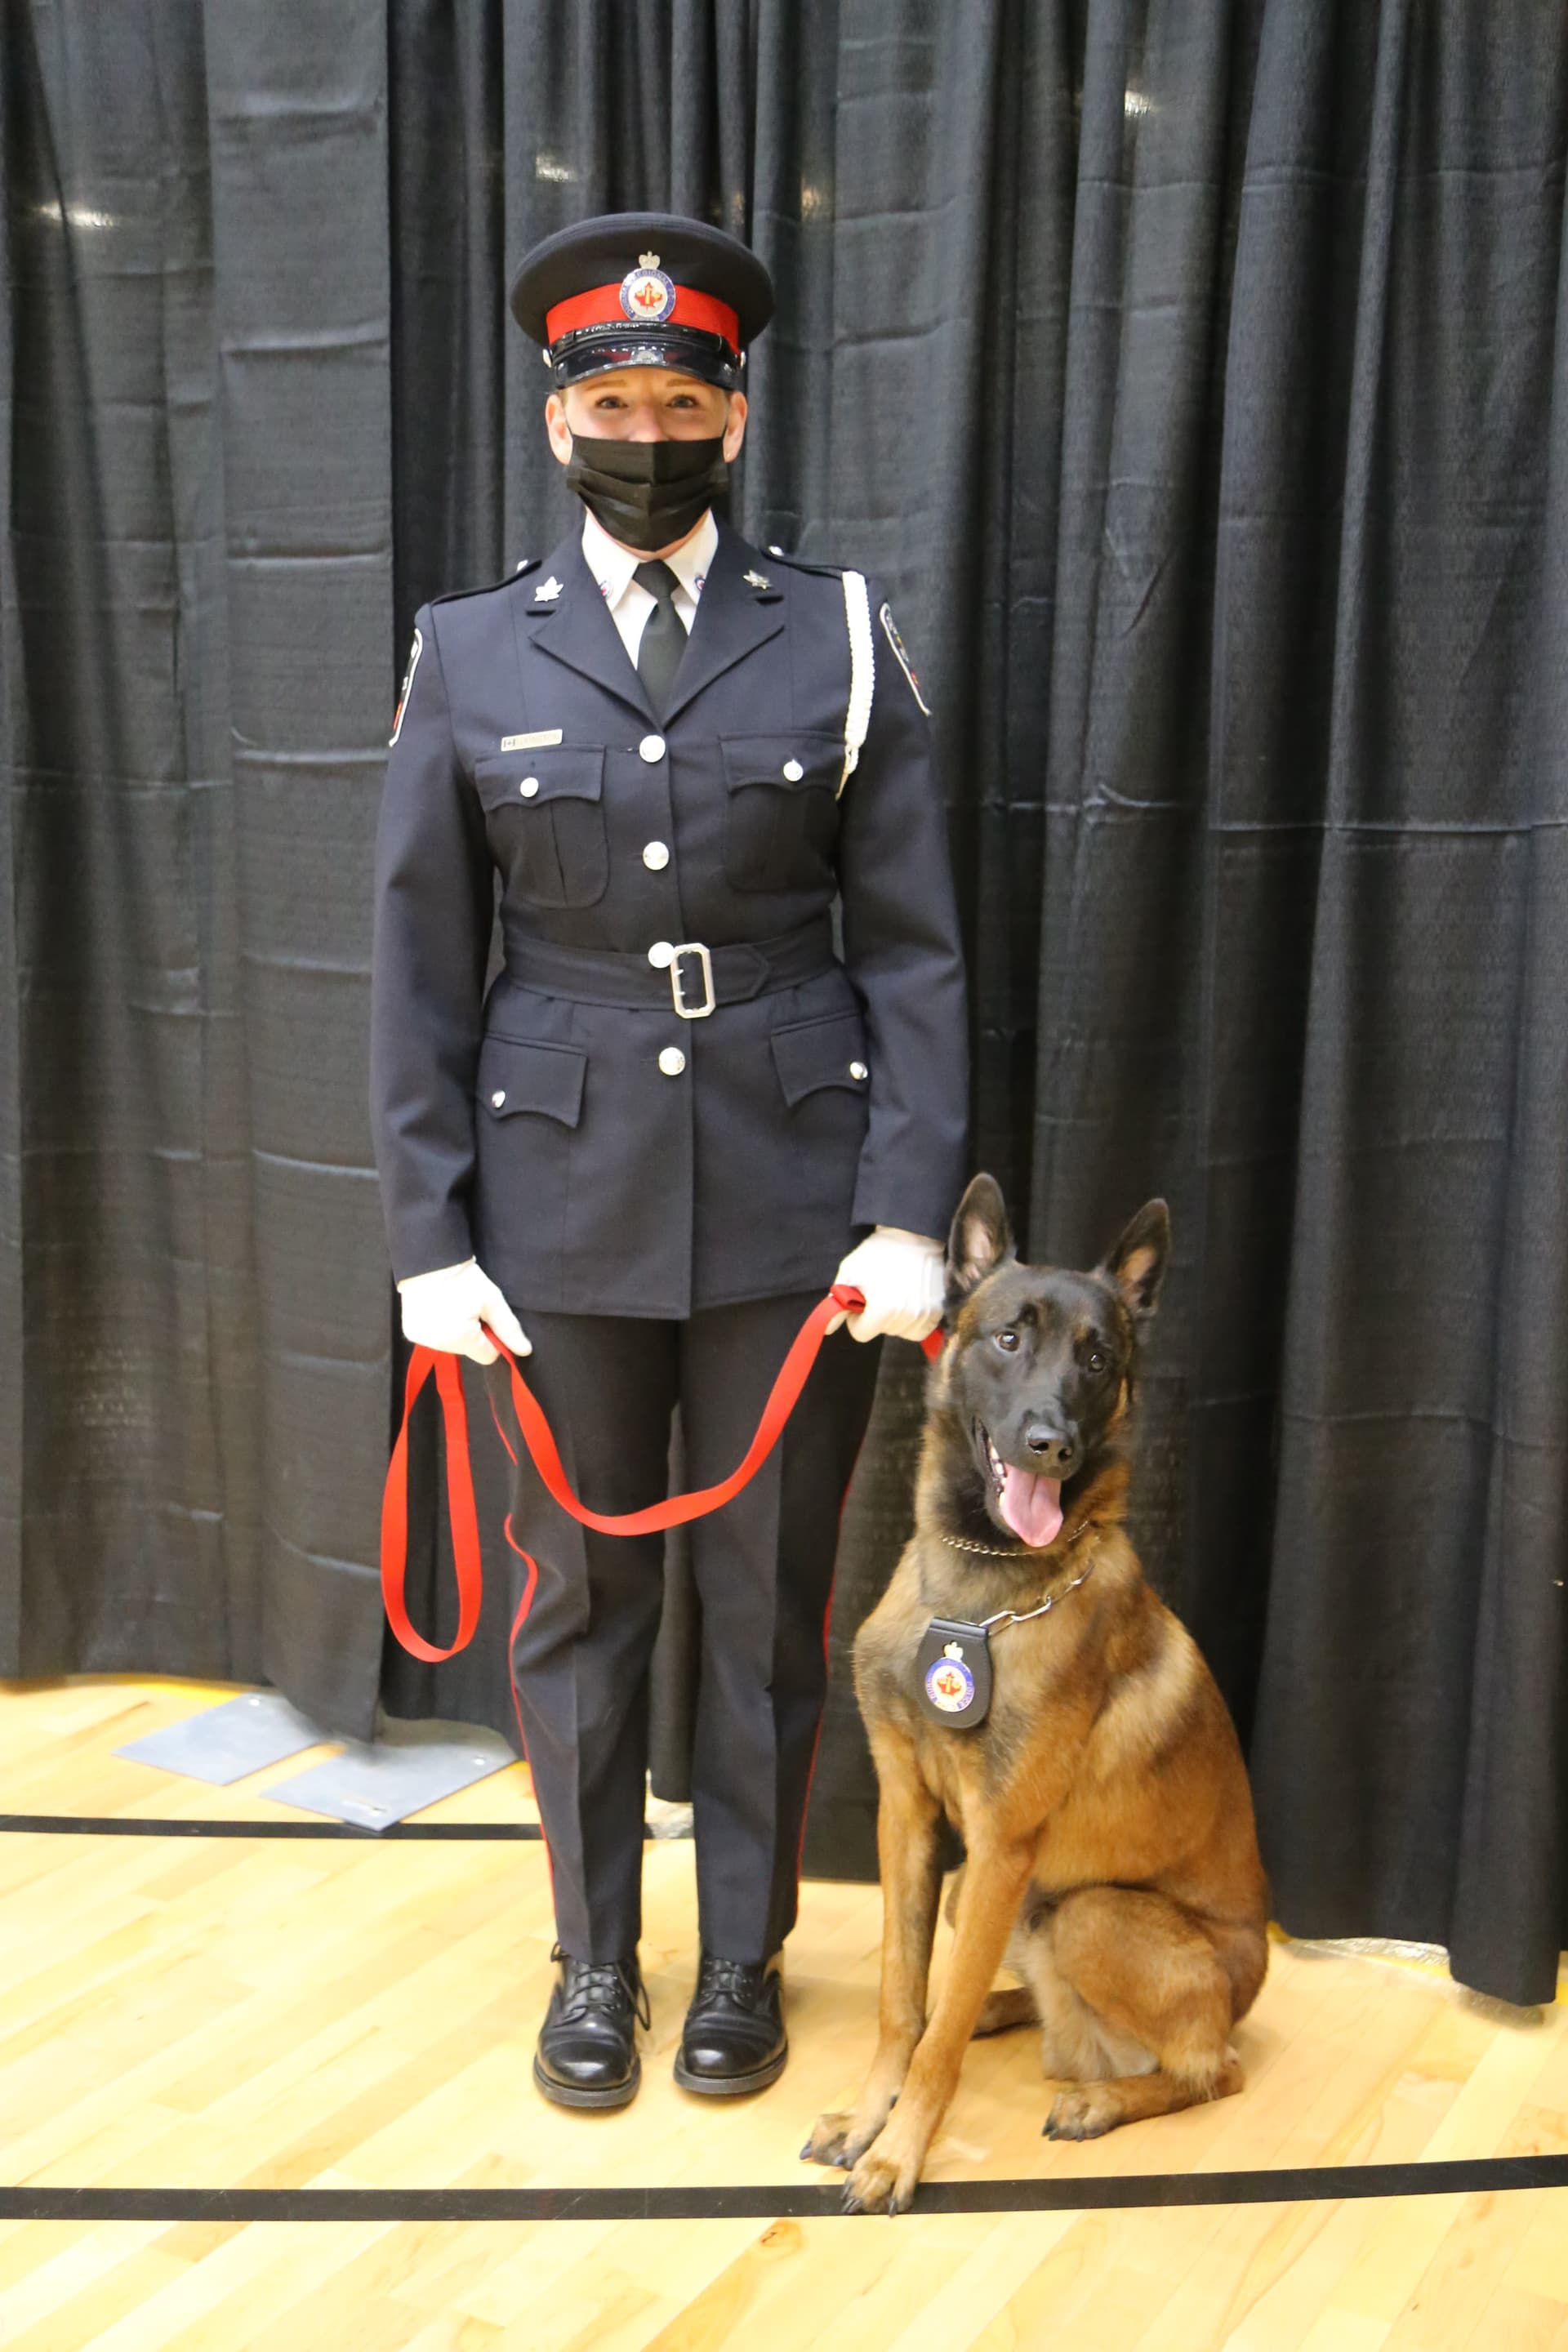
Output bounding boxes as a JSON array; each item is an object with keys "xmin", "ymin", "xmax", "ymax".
[{"xmin": 488, "ymin": 1292, "xmax": 883, "ymax": 1963}]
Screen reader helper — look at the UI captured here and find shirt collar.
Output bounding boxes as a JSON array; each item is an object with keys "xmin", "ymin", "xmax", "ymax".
[{"xmin": 581, "ymin": 504, "xmax": 718, "ymax": 606}]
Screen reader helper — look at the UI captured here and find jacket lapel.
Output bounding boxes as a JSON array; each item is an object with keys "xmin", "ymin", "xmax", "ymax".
[
  {"xmin": 660, "ymin": 520, "xmax": 785, "ymax": 726},
  {"xmin": 517, "ymin": 527, "xmax": 657, "ymax": 726},
  {"xmin": 513, "ymin": 515, "xmax": 786, "ymax": 732}
]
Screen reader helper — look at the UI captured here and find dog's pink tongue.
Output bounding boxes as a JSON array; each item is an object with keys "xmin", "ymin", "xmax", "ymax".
[{"xmin": 997, "ymin": 1466, "xmax": 1063, "ymax": 1548}]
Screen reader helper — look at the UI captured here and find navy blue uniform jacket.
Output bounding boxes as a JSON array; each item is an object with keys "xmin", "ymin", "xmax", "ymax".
[{"xmin": 369, "ymin": 517, "xmax": 969, "ymax": 1318}]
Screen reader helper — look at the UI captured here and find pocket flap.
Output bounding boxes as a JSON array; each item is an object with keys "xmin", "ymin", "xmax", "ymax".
[
  {"xmin": 770, "ymin": 1010, "xmax": 870, "ymax": 1107},
  {"xmin": 473, "ymin": 746, "xmax": 605, "ymax": 813},
  {"xmin": 478, "ymin": 1034, "xmax": 586, "ymax": 1127},
  {"xmin": 720, "ymin": 733, "xmax": 843, "ymax": 793}
]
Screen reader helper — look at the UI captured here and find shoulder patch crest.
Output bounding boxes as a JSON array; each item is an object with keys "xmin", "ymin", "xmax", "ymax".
[{"xmin": 880, "ymin": 601, "xmax": 931, "ymax": 715}]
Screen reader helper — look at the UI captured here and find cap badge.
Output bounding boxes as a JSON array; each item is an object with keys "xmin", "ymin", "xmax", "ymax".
[{"xmin": 621, "ymin": 259, "xmax": 676, "ymax": 324}]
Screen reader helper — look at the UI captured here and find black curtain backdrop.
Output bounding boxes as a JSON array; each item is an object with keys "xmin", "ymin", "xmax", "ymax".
[{"xmin": 4, "ymin": 0, "xmax": 1566, "ymax": 2006}]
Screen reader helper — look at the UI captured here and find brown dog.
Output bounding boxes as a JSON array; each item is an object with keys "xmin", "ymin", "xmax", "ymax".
[{"xmin": 804, "ymin": 1175, "xmax": 1268, "ymax": 2213}]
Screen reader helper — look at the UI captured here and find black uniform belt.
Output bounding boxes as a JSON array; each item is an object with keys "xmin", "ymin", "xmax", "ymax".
[{"xmin": 502, "ymin": 918, "xmax": 837, "ymax": 1018}]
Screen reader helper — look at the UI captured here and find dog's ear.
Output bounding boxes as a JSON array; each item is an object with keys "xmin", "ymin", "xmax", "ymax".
[
  {"xmin": 1098, "ymin": 1199, "xmax": 1170, "ymax": 1325},
  {"xmin": 947, "ymin": 1174, "xmax": 1014, "ymax": 1303}
]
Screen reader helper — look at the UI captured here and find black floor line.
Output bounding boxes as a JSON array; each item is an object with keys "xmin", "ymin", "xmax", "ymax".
[
  {"xmin": 0, "ymin": 1813, "xmax": 564, "ymax": 1840},
  {"xmin": 3, "ymin": 2154, "xmax": 1567, "ymax": 2224},
  {"xmin": 5, "ymin": 1816, "xmax": 1562, "ymax": 2221}
]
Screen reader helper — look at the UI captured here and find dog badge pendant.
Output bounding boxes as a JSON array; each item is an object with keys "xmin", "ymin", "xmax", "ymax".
[{"xmin": 915, "ymin": 1617, "xmax": 993, "ymax": 1729}]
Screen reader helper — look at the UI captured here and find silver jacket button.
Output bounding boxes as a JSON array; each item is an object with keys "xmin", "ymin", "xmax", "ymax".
[
  {"xmin": 658, "ymin": 1046, "xmax": 687, "ymax": 1077},
  {"xmin": 519, "ymin": 776, "xmax": 540, "ymax": 797},
  {"xmin": 639, "ymin": 733, "xmax": 666, "ymax": 763},
  {"xmin": 643, "ymin": 840, "xmax": 670, "ymax": 871},
  {"xmin": 782, "ymin": 758, "xmax": 804, "ymax": 782},
  {"xmin": 648, "ymin": 941, "xmax": 675, "ymax": 969},
  {"xmin": 849, "ymin": 1061, "xmax": 868, "ymax": 1080},
  {"xmin": 491, "ymin": 1089, "xmax": 507, "ymax": 1107}
]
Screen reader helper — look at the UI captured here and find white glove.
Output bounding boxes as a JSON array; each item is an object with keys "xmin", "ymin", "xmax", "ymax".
[
  {"xmin": 829, "ymin": 1227, "xmax": 947, "ymax": 1343},
  {"xmin": 396, "ymin": 1258, "xmax": 531, "ymax": 1365}
]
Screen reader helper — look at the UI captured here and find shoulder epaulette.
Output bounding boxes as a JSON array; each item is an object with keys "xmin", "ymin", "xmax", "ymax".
[
  {"xmin": 761, "ymin": 543, "xmax": 847, "ymax": 579},
  {"xmin": 430, "ymin": 557, "xmax": 541, "ymax": 609}
]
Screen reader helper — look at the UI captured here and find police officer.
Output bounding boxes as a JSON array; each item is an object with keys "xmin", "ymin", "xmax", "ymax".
[{"xmin": 370, "ymin": 214, "xmax": 968, "ymax": 2109}]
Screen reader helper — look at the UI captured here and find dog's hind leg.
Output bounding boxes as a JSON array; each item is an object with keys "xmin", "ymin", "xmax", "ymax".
[
  {"xmin": 1012, "ymin": 1915, "xmax": 1147, "ymax": 2082},
  {"xmin": 970, "ymin": 1904, "xmax": 1043, "ymax": 2038},
  {"xmin": 803, "ymin": 1729, "xmax": 943, "ymax": 2173},
  {"xmin": 1038, "ymin": 1886, "xmax": 1243, "ymax": 2140},
  {"xmin": 972, "ymin": 1985, "xmax": 1038, "ymax": 2038}
]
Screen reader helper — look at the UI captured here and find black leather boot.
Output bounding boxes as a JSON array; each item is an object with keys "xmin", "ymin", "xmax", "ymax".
[
  {"xmin": 532, "ymin": 1944, "xmax": 649, "ymax": 2109},
  {"xmin": 674, "ymin": 1951, "xmax": 787, "ymax": 2095}
]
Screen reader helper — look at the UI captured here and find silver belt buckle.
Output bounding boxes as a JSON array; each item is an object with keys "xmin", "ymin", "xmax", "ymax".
[{"xmin": 670, "ymin": 942, "xmax": 715, "ymax": 1020}]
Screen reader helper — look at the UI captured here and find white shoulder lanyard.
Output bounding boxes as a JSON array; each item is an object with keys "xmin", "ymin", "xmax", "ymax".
[{"xmin": 839, "ymin": 569, "xmax": 875, "ymax": 795}]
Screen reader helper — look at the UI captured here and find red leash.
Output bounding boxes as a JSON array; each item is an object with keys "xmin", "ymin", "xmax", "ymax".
[{"xmin": 381, "ymin": 1281, "xmax": 942, "ymax": 1664}]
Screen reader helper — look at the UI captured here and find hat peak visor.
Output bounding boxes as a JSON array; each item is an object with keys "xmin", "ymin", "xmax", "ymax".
[{"xmin": 546, "ymin": 323, "xmax": 742, "ymax": 391}]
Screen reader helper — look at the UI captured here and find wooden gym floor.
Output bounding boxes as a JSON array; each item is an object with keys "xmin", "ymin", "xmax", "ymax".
[{"xmin": 1, "ymin": 1677, "xmax": 1566, "ymax": 2351}]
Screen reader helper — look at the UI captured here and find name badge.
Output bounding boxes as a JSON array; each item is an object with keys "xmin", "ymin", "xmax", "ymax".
[
  {"xmin": 501, "ymin": 728, "xmax": 564, "ymax": 751},
  {"xmin": 915, "ymin": 1616, "xmax": 993, "ymax": 1729}
]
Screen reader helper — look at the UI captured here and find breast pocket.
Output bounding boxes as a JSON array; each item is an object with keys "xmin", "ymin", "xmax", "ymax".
[
  {"xmin": 474, "ymin": 747, "xmax": 608, "ymax": 909},
  {"xmin": 721, "ymin": 732, "xmax": 844, "ymax": 893}
]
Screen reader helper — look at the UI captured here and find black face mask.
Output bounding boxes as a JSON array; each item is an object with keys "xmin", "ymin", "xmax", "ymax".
[{"xmin": 564, "ymin": 432, "xmax": 729, "ymax": 552}]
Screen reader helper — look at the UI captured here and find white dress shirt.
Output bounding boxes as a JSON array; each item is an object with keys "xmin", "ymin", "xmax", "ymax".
[{"xmin": 581, "ymin": 505, "xmax": 716, "ymax": 664}]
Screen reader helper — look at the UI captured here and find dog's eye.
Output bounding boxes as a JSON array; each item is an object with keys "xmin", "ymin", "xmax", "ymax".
[
  {"xmin": 993, "ymin": 1329, "xmax": 1020, "ymax": 1353},
  {"xmin": 1086, "ymin": 1349, "xmax": 1107, "ymax": 1374}
]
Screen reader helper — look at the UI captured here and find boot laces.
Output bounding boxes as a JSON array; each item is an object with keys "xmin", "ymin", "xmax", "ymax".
[
  {"xmin": 696, "ymin": 1952, "xmax": 769, "ymax": 2007},
  {"xmin": 552, "ymin": 1944, "xmax": 651, "ymax": 2029}
]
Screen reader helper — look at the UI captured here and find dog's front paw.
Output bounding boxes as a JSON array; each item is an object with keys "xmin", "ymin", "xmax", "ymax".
[
  {"xmin": 800, "ymin": 2111, "xmax": 856, "ymax": 2168},
  {"xmin": 1044, "ymin": 2083, "xmax": 1123, "ymax": 2140},
  {"xmin": 842, "ymin": 2141, "xmax": 921, "ymax": 2216},
  {"xmin": 803, "ymin": 2097, "xmax": 898, "ymax": 2170}
]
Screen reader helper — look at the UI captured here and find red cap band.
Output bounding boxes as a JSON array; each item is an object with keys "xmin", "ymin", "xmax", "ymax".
[{"xmin": 545, "ymin": 279, "xmax": 741, "ymax": 353}]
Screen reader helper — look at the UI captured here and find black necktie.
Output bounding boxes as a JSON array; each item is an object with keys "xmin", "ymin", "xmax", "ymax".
[{"xmin": 633, "ymin": 560, "xmax": 685, "ymax": 718}]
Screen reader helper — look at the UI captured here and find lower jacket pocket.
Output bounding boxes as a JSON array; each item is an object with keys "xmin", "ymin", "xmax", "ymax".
[
  {"xmin": 769, "ymin": 1009, "xmax": 871, "ymax": 1107},
  {"xmin": 477, "ymin": 1034, "xmax": 587, "ymax": 1126}
]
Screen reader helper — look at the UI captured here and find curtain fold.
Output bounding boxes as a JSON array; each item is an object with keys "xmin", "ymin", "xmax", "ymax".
[
  {"xmin": 3, "ymin": 0, "xmax": 1566, "ymax": 2001},
  {"xmin": 1244, "ymin": 0, "xmax": 1568, "ymax": 2002},
  {"xmin": 2, "ymin": 1, "xmax": 269, "ymax": 1682},
  {"xmin": 0, "ymin": 0, "xmax": 390, "ymax": 1734},
  {"xmin": 203, "ymin": 0, "xmax": 394, "ymax": 1734},
  {"xmin": 0, "ymin": 2, "xmax": 18, "ymax": 1672}
]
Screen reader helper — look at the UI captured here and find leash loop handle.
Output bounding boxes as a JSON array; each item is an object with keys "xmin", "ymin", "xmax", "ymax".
[{"xmin": 381, "ymin": 1345, "xmax": 484, "ymax": 1664}]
